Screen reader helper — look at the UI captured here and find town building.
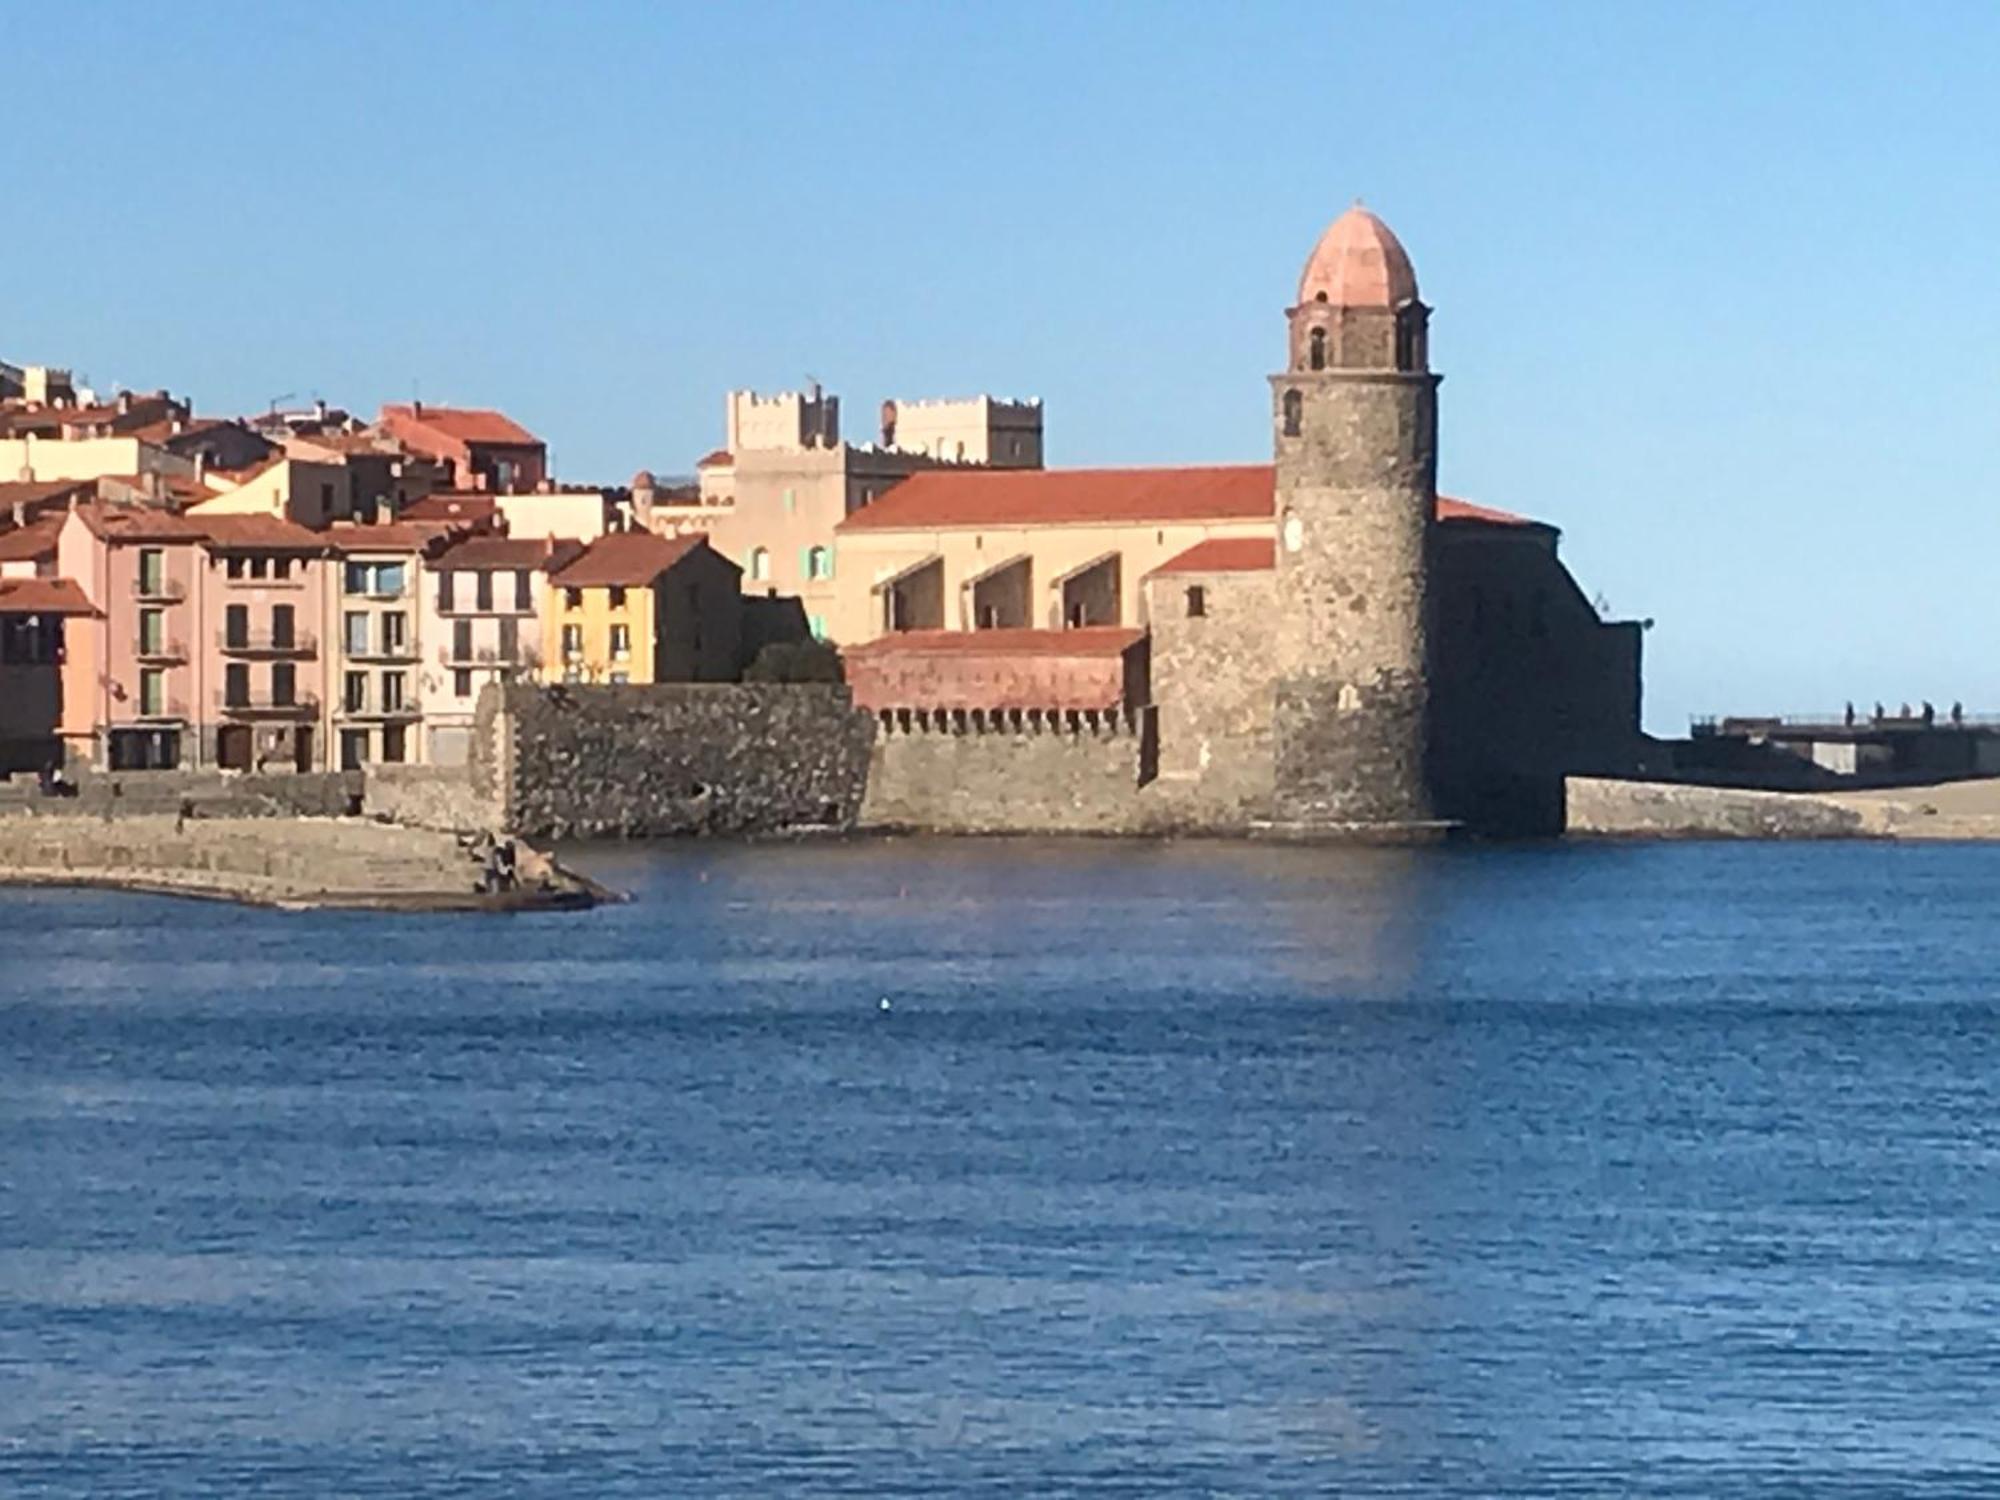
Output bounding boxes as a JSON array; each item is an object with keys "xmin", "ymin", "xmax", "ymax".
[
  {"xmin": 378, "ymin": 403, "xmax": 547, "ymax": 493},
  {"xmin": 325, "ymin": 522, "xmax": 435, "ymax": 770},
  {"xmin": 543, "ymin": 532, "xmax": 741, "ymax": 685},
  {"xmin": 0, "ymin": 576, "xmax": 94, "ymax": 773},
  {"xmin": 837, "ymin": 203, "xmax": 1646, "ymax": 835},
  {"xmin": 647, "ymin": 387, "xmax": 1044, "ymax": 641},
  {"xmin": 422, "ymin": 534, "xmax": 581, "ymax": 765}
]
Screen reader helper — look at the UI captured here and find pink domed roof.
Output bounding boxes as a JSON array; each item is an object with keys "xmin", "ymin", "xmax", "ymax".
[{"xmin": 1297, "ymin": 203, "xmax": 1418, "ymax": 308}]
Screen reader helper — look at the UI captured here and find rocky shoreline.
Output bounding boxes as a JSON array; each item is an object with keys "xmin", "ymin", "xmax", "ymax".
[{"xmin": 0, "ymin": 814, "xmax": 609, "ymax": 913}]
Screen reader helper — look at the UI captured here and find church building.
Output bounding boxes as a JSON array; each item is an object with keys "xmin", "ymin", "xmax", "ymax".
[{"xmin": 836, "ymin": 203, "xmax": 1645, "ymax": 836}]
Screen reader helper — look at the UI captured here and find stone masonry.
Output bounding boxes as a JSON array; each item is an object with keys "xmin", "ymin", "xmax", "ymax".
[{"xmin": 483, "ymin": 681, "xmax": 875, "ymax": 839}]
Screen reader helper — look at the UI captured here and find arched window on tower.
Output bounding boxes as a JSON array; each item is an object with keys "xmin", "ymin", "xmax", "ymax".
[
  {"xmin": 1281, "ymin": 389, "xmax": 1302, "ymax": 437},
  {"xmin": 1308, "ymin": 327, "xmax": 1327, "ymax": 371}
]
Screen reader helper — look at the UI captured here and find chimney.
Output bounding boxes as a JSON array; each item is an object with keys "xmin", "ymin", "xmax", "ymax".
[
  {"xmin": 142, "ymin": 470, "xmax": 163, "ymax": 502},
  {"xmin": 170, "ymin": 416, "xmax": 185, "ymax": 435},
  {"xmin": 117, "ymin": 390, "xmax": 133, "ymax": 416},
  {"xmin": 880, "ymin": 399, "xmax": 897, "ymax": 447},
  {"xmin": 411, "ymin": 399, "xmax": 423, "ymax": 418},
  {"xmin": 314, "ymin": 398, "xmax": 327, "ymax": 421},
  {"xmin": 193, "ymin": 452, "xmax": 207, "ymax": 484}
]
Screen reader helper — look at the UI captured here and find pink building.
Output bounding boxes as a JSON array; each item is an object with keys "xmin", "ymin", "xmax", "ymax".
[{"xmin": 52, "ymin": 503, "xmax": 332, "ymax": 771}]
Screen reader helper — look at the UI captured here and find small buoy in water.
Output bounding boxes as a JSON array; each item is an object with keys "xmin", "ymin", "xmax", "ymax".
[{"xmin": 879, "ymin": 997, "xmax": 892, "ymax": 1012}]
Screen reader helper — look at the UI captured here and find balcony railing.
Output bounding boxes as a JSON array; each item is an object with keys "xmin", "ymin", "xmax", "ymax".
[
  {"xmin": 219, "ymin": 628, "xmax": 317, "ymax": 655},
  {"xmin": 132, "ymin": 577, "xmax": 184, "ymax": 603},
  {"xmin": 439, "ymin": 644, "xmax": 523, "ymax": 667},
  {"xmin": 132, "ymin": 698, "xmax": 188, "ymax": 722},
  {"xmin": 133, "ymin": 638, "xmax": 187, "ymax": 664},
  {"xmin": 437, "ymin": 596, "xmax": 536, "ymax": 617},
  {"xmin": 336, "ymin": 699, "xmax": 420, "ymax": 721},
  {"xmin": 217, "ymin": 689, "xmax": 320, "ymax": 718},
  {"xmin": 343, "ymin": 640, "xmax": 418, "ymax": 663}
]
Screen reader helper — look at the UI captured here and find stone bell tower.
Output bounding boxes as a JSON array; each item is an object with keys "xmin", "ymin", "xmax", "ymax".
[{"xmin": 1267, "ymin": 202, "xmax": 1440, "ymax": 832}]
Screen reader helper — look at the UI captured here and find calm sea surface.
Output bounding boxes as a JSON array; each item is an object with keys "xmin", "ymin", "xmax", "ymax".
[{"xmin": 3, "ymin": 839, "xmax": 1999, "ymax": 1497}]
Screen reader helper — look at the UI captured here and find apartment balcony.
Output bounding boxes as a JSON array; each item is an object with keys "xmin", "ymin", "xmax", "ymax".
[
  {"xmin": 131, "ymin": 698, "xmax": 188, "ymax": 723},
  {"xmin": 217, "ymin": 689, "xmax": 320, "ymax": 719},
  {"xmin": 134, "ymin": 638, "xmax": 188, "ymax": 664},
  {"xmin": 218, "ymin": 628, "xmax": 318, "ymax": 656},
  {"xmin": 336, "ymin": 700, "xmax": 421, "ymax": 722},
  {"xmin": 436, "ymin": 598, "xmax": 535, "ymax": 617},
  {"xmin": 132, "ymin": 577, "xmax": 185, "ymax": 603},
  {"xmin": 438, "ymin": 644, "xmax": 526, "ymax": 668},
  {"xmin": 342, "ymin": 641, "xmax": 418, "ymax": 663}
]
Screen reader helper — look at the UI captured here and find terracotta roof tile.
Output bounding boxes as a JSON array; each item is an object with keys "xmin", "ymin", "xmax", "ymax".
[
  {"xmin": 399, "ymin": 493, "xmax": 498, "ymax": 523},
  {"xmin": 844, "ymin": 626, "xmax": 1145, "ymax": 658},
  {"xmin": 839, "ymin": 463, "xmax": 1534, "ymax": 533},
  {"xmin": 695, "ymin": 449, "xmax": 734, "ymax": 468},
  {"xmin": 380, "ymin": 404, "xmax": 542, "ymax": 447},
  {"xmin": 0, "ymin": 515, "xmax": 62, "ymax": 562},
  {"xmin": 73, "ymin": 501, "xmax": 206, "ymax": 542},
  {"xmin": 0, "ymin": 577, "xmax": 97, "ymax": 616},
  {"xmin": 1149, "ymin": 536, "xmax": 1277, "ymax": 575},
  {"xmin": 323, "ymin": 521, "xmax": 457, "ymax": 552},
  {"xmin": 548, "ymin": 531, "xmax": 727, "ymax": 588},
  {"xmin": 434, "ymin": 535, "xmax": 584, "ymax": 572},
  {"xmin": 196, "ymin": 514, "xmax": 326, "ymax": 551}
]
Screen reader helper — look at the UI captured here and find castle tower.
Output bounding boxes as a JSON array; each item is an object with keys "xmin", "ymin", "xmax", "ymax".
[{"xmin": 1267, "ymin": 203, "xmax": 1440, "ymax": 831}]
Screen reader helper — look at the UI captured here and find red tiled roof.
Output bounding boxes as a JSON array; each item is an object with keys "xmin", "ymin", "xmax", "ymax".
[
  {"xmin": 838, "ymin": 463, "xmax": 1535, "ymax": 533},
  {"xmin": 840, "ymin": 464, "xmax": 1274, "ymax": 532},
  {"xmin": 0, "ymin": 577, "xmax": 96, "ymax": 616},
  {"xmin": 0, "ymin": 478, "xmax": 92, "ymax": 514},
  {"xmin": 548, "ymin": 531, "xmax": 726, "ymax": 588},
  {"xmin": 399, "ymin": 493, "xmax": 498, "ymax": 523},
  {"xmin": 695, "ymin": 449, "xmax": 733, "ymax": 468},
  {"xmin": 195, "ymin": 514, "xmax": 326, "ymax": 551},
  {"xmin": 1149, "ymin": 536, "xmax": 1277, "ymax": 575},
  {"xmin": 73, "ymin": 501, "xmax": 206, "ymax": 542},
  {"xmin": 845, "ymin": 626, "xmax": 1146, "ymax": 658},
  {"xmin": 380, "ymin": 404, "xmax": 541, "ymax": 447},
  {"xmin": 0, "ymin": 515, "xmax": 62, "ymax": 562},
  {"xmin": 434, "ymin": 535, "xmax": 584, "ymax": 572},
  {"xmin": 323, "ymin": 521, "xmax": 456, "ymax": 553}
]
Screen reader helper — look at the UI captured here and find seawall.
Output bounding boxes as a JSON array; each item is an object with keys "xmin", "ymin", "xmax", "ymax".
[
  {"xmin": 484, "ymin": 682, "xmax": 874, "ymax": 839},
  {"xmin": 0, "ymin": 813, "xmax": 596, "ymax": 910}
]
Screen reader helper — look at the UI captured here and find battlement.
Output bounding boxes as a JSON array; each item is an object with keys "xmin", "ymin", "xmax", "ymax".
[
  {"xmin": 873, "ymin": 704, "xmax": 1146, "ymax": 739},
  {"xmin": 726, "ymin": 387, "xmax": 840, "ymax": 453}
]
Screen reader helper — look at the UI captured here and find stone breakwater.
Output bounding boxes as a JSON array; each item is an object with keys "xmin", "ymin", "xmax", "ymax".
[
  {"xmin": 1566, "ymin": 776, "xmax": 2000, "ymax": 840},
  {"xmin": 0, "ymin": 814, "xmax": 601, "ymax": 911}
]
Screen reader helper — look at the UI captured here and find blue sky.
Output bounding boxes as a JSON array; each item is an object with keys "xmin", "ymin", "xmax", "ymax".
[{"xmin": 12, "ymin": 3, "xmax": 2000, "ymax": 730}]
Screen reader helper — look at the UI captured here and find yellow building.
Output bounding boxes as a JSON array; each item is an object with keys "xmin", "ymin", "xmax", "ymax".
[{"xmin": 543, "ymin": 532, "xmax": 742, "ymax": 685}]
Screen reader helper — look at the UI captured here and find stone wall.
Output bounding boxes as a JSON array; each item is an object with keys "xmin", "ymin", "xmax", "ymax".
[
  {"xmin": 1268, "ymin": 365, "xmax": 1440, "ymax": 828},
  {"xmin": 1565, "ymin": 777, "xmax": 1872, "ymax": 839},
  {"xmin": 486, "ymin": 681, "xmax": 874, "ymax": 839},
  {"xmin": 0, "ymin": 769, "xmax": 358, "ymax": 820},
  {"xmin": 1145, "ymin": 569, "xmax": 1277, "ymax": 822},
  {"xmin": 859, "ymin": 708, "xmax": 1157, "ymax": 834},
  {"xmin": 362, "ymin": 764, "xmax": 498, "ymax": 833},
  {"xmin": 0, "ymin": 812, "xmax": 486, "ymax": 903}
]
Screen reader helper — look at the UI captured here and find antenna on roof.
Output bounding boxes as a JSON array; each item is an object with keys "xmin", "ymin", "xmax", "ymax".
[{"xmin": 267, "ymin": 392, "xmax": 295, "ymax": 416}]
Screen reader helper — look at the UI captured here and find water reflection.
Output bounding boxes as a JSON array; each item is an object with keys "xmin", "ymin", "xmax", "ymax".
[{"xmin": 5, "ymin": 841, "xmax": 2000, "ymax": 1494}]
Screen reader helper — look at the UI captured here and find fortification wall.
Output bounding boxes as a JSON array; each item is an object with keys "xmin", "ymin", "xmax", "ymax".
[
  {"xmin": 485, "ymin": 682, "xmax": 874, "ymax": 839},
  {"xmin": 1565, "ymin": 777, "xmax": 1873, "ymax": 839},
  {"xmin": 859, "ymin": 707, "xmax": 1158, "ymax": 834},
  {"xmin": 362, "ymin": 764, "xmax": 499, "ymax": 833},
  {"xmin": 0, "ymin": 770, "xmax": 358, "ymax": 820}
]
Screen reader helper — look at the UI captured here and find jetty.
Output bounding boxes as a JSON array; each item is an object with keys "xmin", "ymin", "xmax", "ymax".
[{"xmin": 0, "ymin": 813, "xmax": 605, "ymax": 912}]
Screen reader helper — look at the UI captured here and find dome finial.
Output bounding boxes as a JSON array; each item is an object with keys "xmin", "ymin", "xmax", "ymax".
[{"xmin": 1297, "ymin": 202, "xmax": 1418, "ymax": 309}]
